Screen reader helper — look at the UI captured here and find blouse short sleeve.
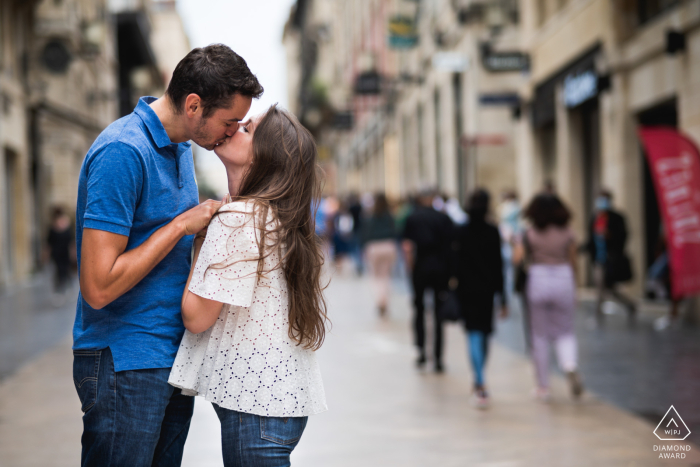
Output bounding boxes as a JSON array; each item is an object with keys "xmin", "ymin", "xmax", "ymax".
[{"xmin": 188, "ymin": 203, "xmax": 260, "ymax": 308}]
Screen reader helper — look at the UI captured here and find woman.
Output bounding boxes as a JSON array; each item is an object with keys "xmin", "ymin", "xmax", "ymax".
[
  {"xmin": 361, "ymin": 193, "xmax": 397, "ymax": 316},
  {"xmin": 454, "ymin": 189, "xmax": 506, "ymax": 408},
  {"xmin": 514, "ymin": 194, "xmax": 583, "ymax": 401},
  {"xmin": 168, "ymin": 106, "xmax": 328, "ymax": 466}
]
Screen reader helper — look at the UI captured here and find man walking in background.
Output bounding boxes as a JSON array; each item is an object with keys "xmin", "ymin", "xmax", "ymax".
[
  {"xmin": 73, "ymin": 44, "xmax": 263, "ymax": 466},
  {"xmin": 586, "ymin": 189, "xmax": 636, "ymax": 323},
  {"xmin": 402, "ymin": 191, "xmax": 455, "ymax": 372}
]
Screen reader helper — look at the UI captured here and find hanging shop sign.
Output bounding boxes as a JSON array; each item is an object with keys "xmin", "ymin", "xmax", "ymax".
[
  {"xmin": 332, "ymin": 111, "xmax": 353, "ymax": 130},
  {"xmin": 563, "ymin": 69, "xmax": 598, "ymax": 108},
  {"xmin": 479, "ymin": 93, "xmax": 520, "ymax": 106},
  {"xmin": 481, "ymin": 51, "xmax": 529, "ymax": 73},
  {"xmin": 432, "ymin": 52, "xmax": 470, "ymax": 72},
  {"xmin": 388, "ymin": 15, "xmax": 418, "ymax": 49},
  {"xmin": 354, "ymin": 71, "xmax": 382, "ymax": 95},
  {"xmin": 638, "ymin": 127, "xmax": 700, "ymax": 299}
]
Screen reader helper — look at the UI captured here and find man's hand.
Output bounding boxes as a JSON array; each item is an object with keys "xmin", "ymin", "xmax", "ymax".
[
  {"xmin": 176, "ymin": 199, "xmax": 222, "ymax": 236},
  {"xmin": 499, "ymin": 305, "xmax": 509, "ymax": 319},
  {"xmin": 80, "ymin": 199, "xmax": 221, "ymax": 310}
]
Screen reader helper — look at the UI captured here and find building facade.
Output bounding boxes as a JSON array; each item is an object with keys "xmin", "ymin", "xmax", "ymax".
[
  {"xmin": 0, "ymin": 0, "xmax": 187, "ymax": 288},
  {"xmin": 284, "ymin": 0, "xmax": 525, "ymax": 203},
  {"xmin": 517, "ymin": 0, "xmax": 700, "ymax": 292}
]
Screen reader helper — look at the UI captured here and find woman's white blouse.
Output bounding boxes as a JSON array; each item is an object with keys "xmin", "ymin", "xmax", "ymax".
[{"xmin": 168, "ymin": 201, "xmax": 327, "ymax": 417}]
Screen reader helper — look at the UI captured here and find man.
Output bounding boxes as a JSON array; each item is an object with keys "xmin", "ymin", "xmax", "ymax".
[
  {"xmin": 72, "ymin": 44, "xmax": 263, "ymax": 466},
  {"xmin": 585, "ymin": 189, "xmax": 636, "ymax": 322},
  {"xmin": 402, "ymin": 191, "xmax": 455, "ymax": 372}
]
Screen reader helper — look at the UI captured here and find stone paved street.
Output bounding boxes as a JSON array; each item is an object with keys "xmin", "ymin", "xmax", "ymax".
[{"xmin": 1, "ymin": 269, "xmax": 699, "ymax": 466}]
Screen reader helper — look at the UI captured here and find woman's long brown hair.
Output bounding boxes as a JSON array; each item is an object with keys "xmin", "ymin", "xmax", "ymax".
[{"xmin": 213, "ymin": 105, "xmax": 328, "ymax": 350}]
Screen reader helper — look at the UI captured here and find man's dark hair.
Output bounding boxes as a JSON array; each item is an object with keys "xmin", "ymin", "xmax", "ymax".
[
  {"xmin": 524, "ymin": 194, "xmax": 571, "ymax": 230},
  {"xmin": 166, "ymin": 44, "xmax": 264, "ymax": 118}
]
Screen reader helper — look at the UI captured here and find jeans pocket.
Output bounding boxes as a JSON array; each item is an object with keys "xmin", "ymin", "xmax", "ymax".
[
  {"xmin": 72, "ymin": 350, "xmax": 101, "ymax": 413},
  {"xmin": 259, "ymin": 416, "xmax": 308, "ymax": 446}
]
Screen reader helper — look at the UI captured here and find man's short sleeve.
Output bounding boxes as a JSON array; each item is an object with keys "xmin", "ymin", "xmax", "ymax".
[
  {"xmin": 188, "ymin": 205, "xmax": 260, "ymax": 308},
  {"xmin": 84, "ymin": 142, "xmax": 144, "ymax": 236}
]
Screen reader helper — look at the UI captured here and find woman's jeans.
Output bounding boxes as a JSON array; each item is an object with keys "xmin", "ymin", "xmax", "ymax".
[
  {"xmin": 526, "ymin": 264, "xmax": 578, "ymax": 388},
  {"xmin": 467, "ymin": 331, "xmax": 489, "ymax": 388},
  {"xmin": 213, "ymin": 405, "xmax": 308, "ymax": 467}
]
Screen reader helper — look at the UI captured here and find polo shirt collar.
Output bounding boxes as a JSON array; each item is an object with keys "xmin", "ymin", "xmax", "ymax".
[{"xmin": 134, "ymin": 96, "xmax": 178, "ymax": 149}]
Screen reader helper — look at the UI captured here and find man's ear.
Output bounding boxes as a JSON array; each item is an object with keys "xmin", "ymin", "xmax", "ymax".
[{"xmin": 184, "ymin": 94, "xmax": 202, "ymax": 118}]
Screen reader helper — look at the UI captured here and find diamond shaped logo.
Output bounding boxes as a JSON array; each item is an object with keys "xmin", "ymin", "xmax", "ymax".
[{"xmin": 654, "ymin": 405, "xmax": 691, "ymax": 441}]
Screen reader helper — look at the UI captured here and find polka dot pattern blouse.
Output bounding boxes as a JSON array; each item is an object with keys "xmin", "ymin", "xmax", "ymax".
[{"xmin": 168, "ymin": 201, "xmax": 327, "ymax": 417}]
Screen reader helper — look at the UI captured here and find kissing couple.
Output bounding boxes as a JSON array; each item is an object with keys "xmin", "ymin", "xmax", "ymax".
[{"xmin": 72, "ymin": 44, "xmax": 328, "ymax": 467}]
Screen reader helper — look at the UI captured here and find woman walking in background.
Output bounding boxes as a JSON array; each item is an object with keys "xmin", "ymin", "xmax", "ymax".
[
  {"xmin": 514, "ymin": 194, "xmax": 583, "ymax": 401},
  {"xmin": 454, "ymin": 189, "xmax": 507, "ymax": 408},
  {"xmin": 362, "ymin": 193, "xmax": 398, "ymax": 316}
]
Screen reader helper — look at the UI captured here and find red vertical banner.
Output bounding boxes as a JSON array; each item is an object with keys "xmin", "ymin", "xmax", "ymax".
[{"xmin": 639, "ymin": 127, "xmax": 700, "ymax": 299}]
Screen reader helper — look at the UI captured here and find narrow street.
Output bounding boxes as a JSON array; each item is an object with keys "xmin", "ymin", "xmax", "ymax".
[{"xmin": 0, "ymin": 268, "xmax": 699, "ymax": 466}]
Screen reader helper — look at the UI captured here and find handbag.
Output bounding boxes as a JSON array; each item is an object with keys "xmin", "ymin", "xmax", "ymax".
[
  {"xmin": 514, "ymin": 230, "xmax": 530, "ymax": 294},
  {"xmin": 438, "ymin": 290, "xmax": 462, "ymax": 322},
  {"xmin": 515, "ymin": 263, "xmax": 528, "ymax": 293}
]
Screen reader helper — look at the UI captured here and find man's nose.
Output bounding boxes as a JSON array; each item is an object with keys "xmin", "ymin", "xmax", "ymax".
[{"xmin": 225, "ymin": 127, "xmax": 235, "ymax": 137}]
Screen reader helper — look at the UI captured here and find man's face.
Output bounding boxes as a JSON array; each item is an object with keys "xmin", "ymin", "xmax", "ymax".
[{"xmin": 191, "ymin": 94, "xmax": 253, "ymax": 151}]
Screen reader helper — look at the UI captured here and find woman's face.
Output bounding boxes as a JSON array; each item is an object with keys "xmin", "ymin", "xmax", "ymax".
[{"xmin": 213, "ymin": 114, "xmax": 261, "ymax": 169}]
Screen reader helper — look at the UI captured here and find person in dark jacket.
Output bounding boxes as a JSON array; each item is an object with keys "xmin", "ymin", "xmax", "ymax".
[
  {"xmin": 453, "ymin": 189, "xmax": 506, "ymax": 408},
  {"xmin": 361, "ymin": 193, "xmax": 398, "ymax": 316},
  {"xmin": 585, "ymin": 189, "xmax": 636, "ymax": 322},
  {"xmin": 402, "ymin": 191, "xmax": 454, "ymax": 372},
  {"xmin": 47, "ymin": 206, "xmax": 74, "ymax": 293}
]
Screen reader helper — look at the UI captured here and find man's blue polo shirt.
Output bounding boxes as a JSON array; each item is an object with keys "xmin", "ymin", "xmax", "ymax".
[{"xmin": 73, "ymin": 96, "xmax": 199, "ymax": 372}]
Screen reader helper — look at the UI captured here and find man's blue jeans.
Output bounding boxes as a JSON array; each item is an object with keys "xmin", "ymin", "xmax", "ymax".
[
  {"xmin": 73, "ymin": 347, "xmax": 194, "ymax": 467},
  {"xmin": 213, "ymin": 405, "xmax": 308, "ymax": 467}
]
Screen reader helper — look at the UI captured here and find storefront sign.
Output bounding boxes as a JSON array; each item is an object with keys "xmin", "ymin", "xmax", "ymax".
[
  {"xmin": 639, "ymin": 127, "xmax": 700, "ymax": 299},
  {"xmin": 432, "ymin": 53, "xmax": 469, "ymax": 72},
  {"xmin": 479, "ymin": 93, "xmax": 520, "ymax": 106},
  {"xmin": 332, "ymin": 111, "xmax": 353, "ymax": 130},
  {"xmin": 482, "ymin": 52, "xmax": 529, "ymax": 72},
  {"xmin": 563, "ymin": 69, "xmax": 598, "ymax": 108},
  {"xmin": 388, "ymin": 15, "xmax": 418, "ymax": 49},
  {"xmin": 354, "ymin": 71, "xmax": 382, "ymax": 95}
]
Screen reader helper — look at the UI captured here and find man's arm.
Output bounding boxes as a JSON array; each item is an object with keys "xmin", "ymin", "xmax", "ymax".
[{"xmin": 80, "ymin": 199, "xmax": 221, "ymax": 309}]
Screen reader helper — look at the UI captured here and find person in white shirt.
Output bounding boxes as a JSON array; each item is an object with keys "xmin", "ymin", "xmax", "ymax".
[{"xmin": 169, "ymin": 105, "xmax": 328, "ymax": 466}]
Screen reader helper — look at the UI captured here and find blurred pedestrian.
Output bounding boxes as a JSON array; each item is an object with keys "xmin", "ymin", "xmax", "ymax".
[
  {"xmin": 646, "ymin": 227, "xmax": 682, "ymax": 330},
  {"xmin": 348, "ymin": 193, "xmax": 365, "ymax": 274},
  {"xmin": 332, "ymin": 200, "xmax": 355, "ymax": 270},
  {"xmin": 498, "ymin": 190, "xmax": 522, "ymax": 307},
  {"xmin": 445, "ymin": 195, "xmax": 468, "ymax": 225},
  {"xmin": 585, "ymin": 189, "xmax": 636, "ymax": 322},
  {"xmin": 453, "ymin": 189, "xmax": 506, "ymax": 408},
  {"xmin": 514, "ymin": 194, "xmax": 583, "ymax": 401},
  {"xmin": 47, "ymin": 206, "xmax": 74, "ymax": 293},
  {"xmin": 362, "ymin": 193, "xmax": 398, "ymax": 316},
  {"xmin": 402, "ymin": 191, "xmax": 454, "ymax": 372}
]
